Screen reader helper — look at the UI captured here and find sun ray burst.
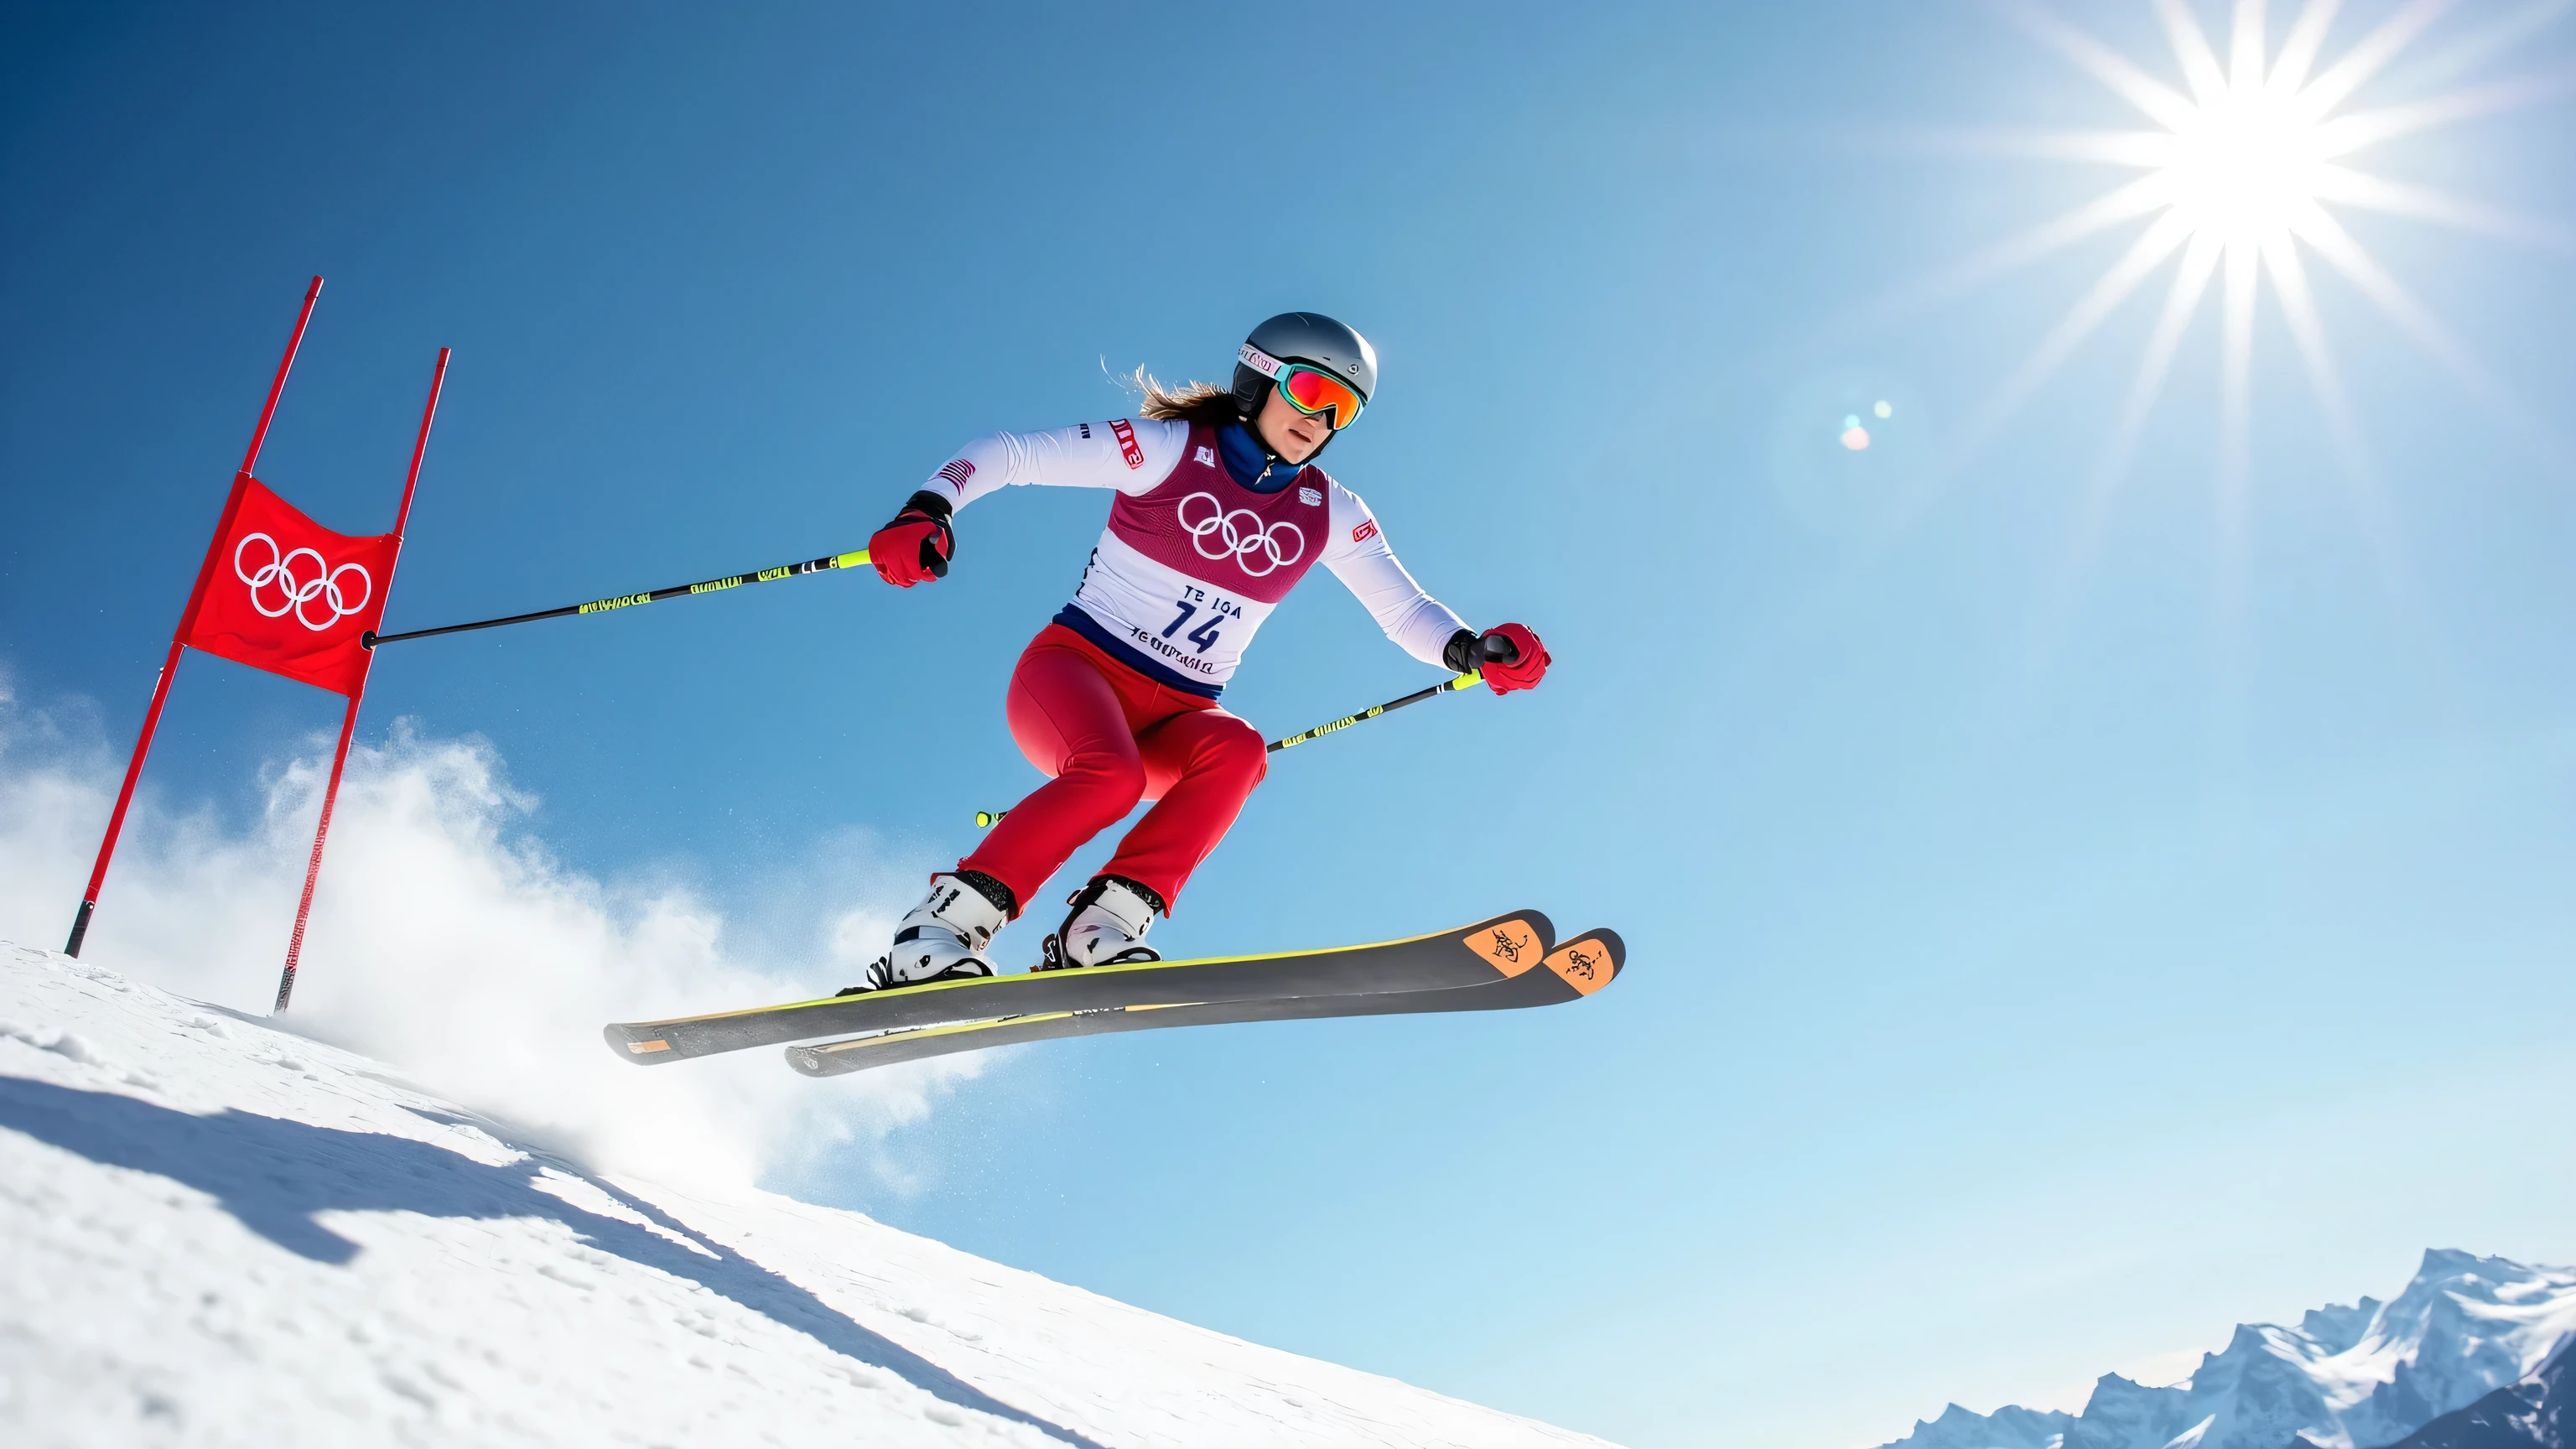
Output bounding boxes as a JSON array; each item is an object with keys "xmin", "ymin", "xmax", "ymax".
[
  {"xmin": 2384, "ymin": 0, "xmax": 2575, "ymax": 91},
  {"xmin": 1919, "ymin": 0, "xmax": 2576, "ymax": 693},
  {"xmin": 1818, "ymin": 0, "xmax": 2562, "ymax": 643},
  {"xmin": 2309, "ymin": 166, "xmax": 2575, "ymax": 250},
  {"xmin": 2259, "ymin": 226, "xmax": 2436, "ymax": 632},
  {"xmin": 2060, "ymin": 231, "xmax": 2227, "ymax": 587},
  {"xmin": 2005, "ymin": 0, "xmax": 2201, "ymax": 127},
  {"xmin": 2319, "ymin": 71, "xmax": 2576, "ymax": 153},
  {"xmin": 2159, "ymin": 0, "xmax": 2235, "ymax": 101},
  {"xmin": 2267, "ymin": 0, "xmax": 2346, "ymax": 95},
  {"xmin": 1960, "ymin": 211, "xmax": 2199, "ymax": 458},
  {"xmin": 1958, "ymin": 0, "xmax": 2568, "ymax": 573},
  {"xmin": 2297, "ymin": 0, "xmax": 2456, "ymax": 118}
]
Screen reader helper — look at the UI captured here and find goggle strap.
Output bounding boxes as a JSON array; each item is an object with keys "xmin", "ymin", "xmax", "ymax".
[{"xmin": 1239, "ymin": 343, "xmax": 1285, "ymax": 379}]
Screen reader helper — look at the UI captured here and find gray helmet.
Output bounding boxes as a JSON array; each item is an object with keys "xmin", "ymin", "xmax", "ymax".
[{"xmin": 1228, "ymin": 312, "xmax": 1378, "ymax": 422}]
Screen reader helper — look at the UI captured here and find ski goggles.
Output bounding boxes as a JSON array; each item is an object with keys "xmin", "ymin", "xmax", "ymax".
[{"xmin": 1239, "ymin": 343, "xmax": 1367, "ymax": 429}]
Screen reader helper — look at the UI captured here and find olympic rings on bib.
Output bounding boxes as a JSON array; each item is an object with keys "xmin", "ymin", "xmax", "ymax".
[
  {"xmin": 1176, "ymin": 492, "xmax": 1304, "ymax": 577},
  {"xmin": 234, "ymin": 532, "xmax": 372, "ymax": 631}
]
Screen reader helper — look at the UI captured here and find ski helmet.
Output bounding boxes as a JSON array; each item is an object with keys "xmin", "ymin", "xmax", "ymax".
[{"xmin": 1229, "ymin": 312, "xmax": 1378, "ymax": 423}]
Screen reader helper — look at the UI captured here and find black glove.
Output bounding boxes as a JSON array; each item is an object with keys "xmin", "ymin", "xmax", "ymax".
[{"xmin": 1443, "ymin": 627, "xmax": 1522, "ymax": 672}]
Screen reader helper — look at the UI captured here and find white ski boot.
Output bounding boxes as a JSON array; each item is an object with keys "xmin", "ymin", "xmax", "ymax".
[
  {"xmin": 845, "ymin": 872, "xmax": 1011, "ymax": 993},
  {"xmin": 1038, "ymin": 875, "xmax": 1164, "ymax": 971}
]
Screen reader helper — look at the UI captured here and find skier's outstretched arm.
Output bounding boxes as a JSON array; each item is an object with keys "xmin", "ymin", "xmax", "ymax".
[
  {"xmin": 868, "ymin": 420, "xmax": 1190, "ymax": 587},
  {"xmin": 1319, "ymin": 484, "xmax": 1551, "ymax": 693}
]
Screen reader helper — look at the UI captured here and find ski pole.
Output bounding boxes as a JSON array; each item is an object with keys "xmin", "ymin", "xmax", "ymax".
[
  {"xmin": 974, "ymin": 635, "xmax": 1520, "ymax": 827},
  {"xmin": 1264, "ymin": 668, "xmax": 1486, "ymax": 752},
  {"xmin": 363, "ymin": 548, "xmax": 873, "ymax": 648}
]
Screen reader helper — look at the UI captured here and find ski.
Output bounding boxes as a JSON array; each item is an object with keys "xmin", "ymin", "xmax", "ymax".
[
  {"xmin": 603, "ymin": 910, "xmax": 1552, "ymax": 1066},
  {"xmin": 781, "ymin": 928, "xmax": 1623, "ymax": 1078}
]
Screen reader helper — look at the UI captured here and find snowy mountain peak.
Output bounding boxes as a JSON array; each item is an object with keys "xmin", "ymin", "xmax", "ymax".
[
  {"xmin": 2303, "ymin": 1298, "xmax": 2386, "ymax": 1355},
  {"xmin": 1880, "ymin": 1253, "xmax": 2576, "ymax": 1449}
]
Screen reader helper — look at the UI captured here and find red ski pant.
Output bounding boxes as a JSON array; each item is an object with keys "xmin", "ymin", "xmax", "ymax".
[{"xmin": 957, "ymin": 624, "xmax": 1268, "ymax": 919}]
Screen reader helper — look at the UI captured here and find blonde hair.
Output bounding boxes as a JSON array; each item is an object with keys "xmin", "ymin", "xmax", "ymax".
[{"xmin": 1122, "ymin": 366, "xmax": 1244, "ymax": 427}]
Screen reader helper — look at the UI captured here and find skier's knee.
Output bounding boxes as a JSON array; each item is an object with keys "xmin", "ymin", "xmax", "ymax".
[
  {"xmin": 1208, "ymin": 717, "xmax": 1269, "ymax": 785},
  {"xmin": 1066, "ymin": 749, "xmax": 1149, "ymax": 815}
]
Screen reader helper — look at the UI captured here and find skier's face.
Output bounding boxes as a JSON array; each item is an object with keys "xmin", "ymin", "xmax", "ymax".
[{"xmin": 1255, "ymin": 385, "xmax": 1333, "ymax": 465}]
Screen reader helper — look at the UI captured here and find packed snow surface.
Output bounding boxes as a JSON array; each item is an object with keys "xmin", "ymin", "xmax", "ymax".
[
  {"xmin": 0, "ymin": 940, "xmax": 1618, "ymax": 1447},
  {"xmin": 1877, "ymin": 1249, "xmax": 2576, "ymax": 1449}
]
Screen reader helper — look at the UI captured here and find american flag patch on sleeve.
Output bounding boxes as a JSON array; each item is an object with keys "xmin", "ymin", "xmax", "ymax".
[{"xmin": 937, "ymin": 460, "xmax": 974, "ymax": 488}]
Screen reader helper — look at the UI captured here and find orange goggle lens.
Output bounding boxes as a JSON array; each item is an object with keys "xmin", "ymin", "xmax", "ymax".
[{"xmin": 1277, "ymin": 365, "xmax": 1365, "ymax": 429}]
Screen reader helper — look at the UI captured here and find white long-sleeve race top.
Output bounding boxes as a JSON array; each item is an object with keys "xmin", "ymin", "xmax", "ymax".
[{"xmin": 920, "ymin": 418, "xmax": 1467, "ymax": 697}]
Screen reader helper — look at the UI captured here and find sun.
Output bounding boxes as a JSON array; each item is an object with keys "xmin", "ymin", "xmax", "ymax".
[
  {"xmin": 1909, "ymin": 0, "xmax": 2565, "ymax": 575},
  {"xmin": 2099, "ymin": 0, "xmax": 2381, "ymax": 253},
  {"xmin": 2160, "ymin": 83, "xmax": 2330, "ymax": 246}
]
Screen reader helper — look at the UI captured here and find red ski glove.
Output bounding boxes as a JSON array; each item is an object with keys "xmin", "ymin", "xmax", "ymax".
[
  {"xmin": 870, "ymin": 492, "xmax": 954, "ymax": 588},
  {"xmin": 1476, "ymin": 622, "xmax": 1550, "ymax": 694}
]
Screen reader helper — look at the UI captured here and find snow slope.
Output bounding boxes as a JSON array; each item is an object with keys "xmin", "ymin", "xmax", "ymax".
[
  {"xmin": 0, "ymin": 940, "xmax": 1618, "ymax": 1448},
  {"xmin": 1877, "ymin": 1252, "xmax": 2576, "ymax": 1449}
]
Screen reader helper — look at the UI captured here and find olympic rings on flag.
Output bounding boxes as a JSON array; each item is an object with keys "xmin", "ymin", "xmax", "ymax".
[
  {"xmin": 1176, "ymin": 492, "xmax": 1304, "ymax": 577},
  {"xmin": 233, "ymin": 532, "xmax": 372, "ymax": 632}
]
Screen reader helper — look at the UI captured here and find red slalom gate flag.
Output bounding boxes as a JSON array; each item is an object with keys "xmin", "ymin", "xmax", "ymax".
[{"xmin": 177, "ymin": 474, "xmax": 401, "ymax": 697}]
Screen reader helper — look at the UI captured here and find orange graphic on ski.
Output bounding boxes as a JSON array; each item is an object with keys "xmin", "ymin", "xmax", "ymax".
[
  {"xmin": 1464, "ymin": 918, "xmax": 1543, "ymax": 977},
  {"xmin": 1541, "ymin": 937, "xmax": 1613, "ymax": 995}
]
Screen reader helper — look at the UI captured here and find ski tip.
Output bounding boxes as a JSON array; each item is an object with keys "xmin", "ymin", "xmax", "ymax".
[
  {"xmin": 602, "ymin": 1022, "xmax": 680, "ymax": 1064},
  {"xmin": 783, "ymin": 1043, "xmax": 829, "ymax": 1077},
  {"xmin": 1540, "ymin": 928, "xmax": 1625, "ymax": 997},
  {"xmin": 1523, "ymin": 910, "xmax": 1555, "ymax": 952},
  {"xmin": 1463, "ymin": 915, "xmax": 1551, "ymax": 979}
]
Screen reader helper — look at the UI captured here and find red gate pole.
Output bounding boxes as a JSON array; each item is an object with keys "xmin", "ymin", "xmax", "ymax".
[
  {"xmin": 239, "ymin": 277, "xmax": 324, "ymax": 478},
  {"xmin": 273, "ymin": 693, "xmax": 362, "ymax": 1011},
  {"xmin": 66, "ymin": 276, "xmax": 324, "ymax": 958},
  {"xmin": 271, "ymin": 346, "xmax": 447, "ymax": 1012},
  {"xmin": 387, "ymin": 349, "xmax": 449, "ymax": 538}
]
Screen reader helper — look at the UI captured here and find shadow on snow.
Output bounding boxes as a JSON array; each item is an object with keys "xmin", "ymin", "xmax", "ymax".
[{"xmin": 0, "ymin": 1075, "xmax": 1106, "ymax": 1449}]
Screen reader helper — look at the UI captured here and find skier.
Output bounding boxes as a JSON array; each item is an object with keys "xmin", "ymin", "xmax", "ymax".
[{"xmin": 848, "ymin": 313, "xmax": 1550, "ymax": 992}]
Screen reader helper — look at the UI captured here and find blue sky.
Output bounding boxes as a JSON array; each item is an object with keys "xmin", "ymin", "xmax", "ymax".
[{"xmin": 3, "ymin": 3, "xmax": 2573, "ymax": 1446}]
